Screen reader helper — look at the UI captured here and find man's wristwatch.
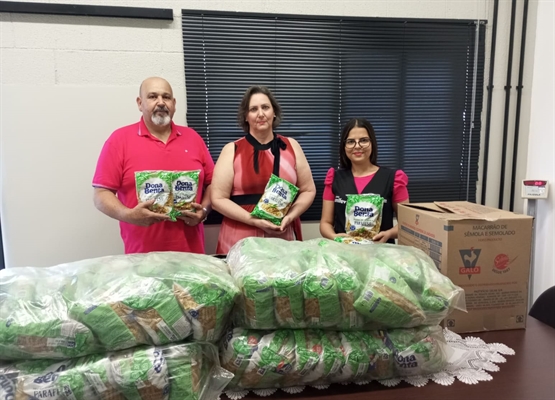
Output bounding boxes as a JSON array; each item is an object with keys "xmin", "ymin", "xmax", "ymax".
[{"xmin": 201, "ymin": 207, "xmax": 209, "ymax": 223}]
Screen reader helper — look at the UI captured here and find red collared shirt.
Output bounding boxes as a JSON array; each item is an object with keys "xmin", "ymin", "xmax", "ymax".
[{"xmin": 93, "ymin": 118, "xmax": 214, "ymax": 254}]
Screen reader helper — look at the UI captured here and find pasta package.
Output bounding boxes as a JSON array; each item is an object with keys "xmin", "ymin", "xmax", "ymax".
[
  {"xmin": 345, "ymin": 194, "xmax": 385, "ymax": 239},
  {"xmin": 251, "ymin": 174, "xmax": 299, "ymax": 226},
  {"xmin": 334, "ymin": 236, "xmax": 374, "ymax": 245},
  {"xmin": 172, "ymin": 170, "xmax": 200, "ymax": 212},
  {"xmin": 353, "ymin": 258, "xmax": 426, "ymax": 327},
  {"xmin": 135, "ymin": 171, "xmax": 174, "ymax": 216},
  {"xmin": 237, "ymin": 330, "xmax": 296, "ymax": 389},
  {"xmin": 384, "ymin": 326, "xmax": 448, "ymax": 376},
  {"xmin": 302, "ymin": 269, "xmax": 342, "ymax": 328}
]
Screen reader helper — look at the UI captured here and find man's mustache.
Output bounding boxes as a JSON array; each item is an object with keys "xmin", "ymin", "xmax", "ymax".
[{"xmin": 154, "ymin": 107, "xmax": 169, "ymax": 113}]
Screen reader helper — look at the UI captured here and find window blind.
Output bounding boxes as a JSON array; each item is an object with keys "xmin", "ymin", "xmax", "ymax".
[{"xmin": 181, "ymin": 11, "xmax": 485, "ymax": 223}]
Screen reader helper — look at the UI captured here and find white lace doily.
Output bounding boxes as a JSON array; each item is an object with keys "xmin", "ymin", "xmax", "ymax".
[{"xmin": 224, "ymin": 328, "xmax": 516, "ymax": 399}]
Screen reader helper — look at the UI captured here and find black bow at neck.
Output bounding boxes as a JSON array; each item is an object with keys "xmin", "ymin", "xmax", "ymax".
[{"xmin": 245, "ymin": 133, "xmax": 287, "ymax": 176}]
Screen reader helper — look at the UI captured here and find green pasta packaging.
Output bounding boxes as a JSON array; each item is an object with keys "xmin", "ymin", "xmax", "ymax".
[
  {"xmin": 345, "ymin": 194, "xmax": 385, "ymax": 239},
  {"xmin": 251, "ymin": 174, "xmax": 299, "ymax": 226},
  {"xmin": 135, "ymin": 171, "xmax": 175, "ymax": 218},
  {"xmin": 172, "ymin": 170, "xmax": 200, "ymax": 213}
]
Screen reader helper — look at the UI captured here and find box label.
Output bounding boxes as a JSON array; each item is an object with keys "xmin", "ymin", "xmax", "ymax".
[
  {"xmin": 399, "ymin": 224, "xmax": 443, "ymax": 271},
  {"xmin": 464, "ymin": 285, "xmax": 526, "ymax": 310},
  {"xmin": 459, "ymin": 248, "xmax": 482, "ymax": 279}
]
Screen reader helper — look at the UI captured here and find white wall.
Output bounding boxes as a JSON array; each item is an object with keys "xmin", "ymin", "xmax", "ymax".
[
  {"xmin": 526, "ymin": 0, "xmax": 555, "ymax": 301},
  {"xmin": 0, "ymin": 0, "xmax": 543, "ymax": 268}
]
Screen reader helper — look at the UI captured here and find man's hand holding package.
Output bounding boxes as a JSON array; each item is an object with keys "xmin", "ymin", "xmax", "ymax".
[
  {"xmin": 125, "ymin": 200, "xmax": 171, "ymax": 226},
  {"xmin": 177, "ymin": 202, "xmax": 207, "ymax": 226}
]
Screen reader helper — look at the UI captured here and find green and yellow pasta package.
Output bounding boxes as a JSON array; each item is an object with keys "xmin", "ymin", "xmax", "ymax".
[
  {"xmin": 172, "ymin": 170, "xmax": 200, "ymax": 213},
  {"xmin": 135, "ymin": 171, "xmax": 175, "ymax": 219},
  {"xmin": 345, "ymin": 194, "xmax": 385, "ymax": 239},
  {"xmin": 334, "ymin": 236, "xmax": 375, "ymax": 245},
  {"xmin": 251, "ymin": 174, "xmax": 299, "ymax": 226}
]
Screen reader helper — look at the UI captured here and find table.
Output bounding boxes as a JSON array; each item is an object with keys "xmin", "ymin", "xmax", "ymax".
[{"xmin": 235, "ymin": 317, "xmax": 555, "ymax": 400}]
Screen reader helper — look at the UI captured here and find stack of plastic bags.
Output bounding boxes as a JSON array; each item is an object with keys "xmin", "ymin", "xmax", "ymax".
[
  {"xmin": 0, "ymin": 252, "xmax": 237, "ymax": 400},
  {"xmin": 222, "ymin": 238, "xmax": 466, "ymax": 391}
]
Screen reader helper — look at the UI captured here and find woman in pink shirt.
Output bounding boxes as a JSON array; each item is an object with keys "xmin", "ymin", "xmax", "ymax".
[{"xmin": 319, "ymin": 118, "xmax": 409, "ymax": 243}]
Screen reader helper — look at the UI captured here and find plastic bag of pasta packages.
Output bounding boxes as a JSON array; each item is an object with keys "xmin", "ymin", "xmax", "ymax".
[
  {"xmin": 345, "ymin": 194, "xmax": 385, "ymax": 240},
  {"xmin": 353, "ymin": 258, "xmax": 426, "ymax": 328},
  {"xmin": 374, "ymin": 245, "xmax": 466, "ymax": 324},
  {"xmin": 69, "ymin": 275, "xmax": 190, "ymax": 351},
  {"xmin": 251, "ymin": 174, "xmax": 299, "ymax": 226},
  {"xmin": 383, "ymin": 325, "xmax": 448, "ymax": 377},
  {"xmin": 136, "ymin": 252, "xmax": 238, "ymax": 342},
  {"xmin": 0, "ymin": 342, "xmax": 232, "ymax": 400},
  {"xmin": 0, "ymin": 270, "xmax": 98, "ymax": 361}
]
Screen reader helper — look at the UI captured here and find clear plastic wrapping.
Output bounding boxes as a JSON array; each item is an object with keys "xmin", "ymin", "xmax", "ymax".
[
  {"xmin": 0, "ymin": 252, "xmax": 239, "ymax": 360},
  {"xmin": 226, "ymin": 238, "xmax": 466, "ymax": 330},
  {"xmin": 220, "ymin": 325, "xmax": 448, "ymax": 390},
  {"xmin": 0, "ymin": 341, "xmax": 232, "ymax": 400}
]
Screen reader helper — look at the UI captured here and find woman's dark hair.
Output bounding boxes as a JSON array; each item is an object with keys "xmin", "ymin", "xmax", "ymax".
[
  {"xmin": 237, "ymin": 85, "xmax": 282, "ymax": 133},
  {"xmin": 339, "ymin": 118, "xmax": 378, "ymax": 169}
]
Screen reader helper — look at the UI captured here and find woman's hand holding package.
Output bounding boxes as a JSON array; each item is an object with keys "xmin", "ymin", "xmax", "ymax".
[{"xmin": 252, "ymin": 217, "xmax": 284, "ymax": 235}]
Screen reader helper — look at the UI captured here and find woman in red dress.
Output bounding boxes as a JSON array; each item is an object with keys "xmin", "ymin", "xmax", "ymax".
[{"xmin": 211, "ymin": 86, "xmax": 316, "ymax": 254}]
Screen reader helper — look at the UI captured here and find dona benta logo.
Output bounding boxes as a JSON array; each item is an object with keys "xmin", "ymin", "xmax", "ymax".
[{"xmin": 459, "ymin": 247, "xmax": 482, "ymax": 279}]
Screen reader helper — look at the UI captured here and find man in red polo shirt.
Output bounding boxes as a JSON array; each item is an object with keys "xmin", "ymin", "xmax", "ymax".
[{"xmin": 92, "ymin": 77, "xmax": 214, "ymax": 254}]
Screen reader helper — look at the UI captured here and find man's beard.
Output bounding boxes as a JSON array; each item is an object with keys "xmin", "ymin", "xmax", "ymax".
[{"xmin": 151, "ymin": 109, "xmax": 171, "ymax": 126}]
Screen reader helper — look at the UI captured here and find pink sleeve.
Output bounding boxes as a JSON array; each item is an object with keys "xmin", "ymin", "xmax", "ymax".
[
  {"xmin": 92, "ymin": 135, "xmax": 123, "ymax": 191},
  {"xmin": 323, "ymin": 167, "xmax": 335, "ymax": 201},
  {"xmin": 393, "ymin": 169, "xmax": 409, "ymax": 203}
]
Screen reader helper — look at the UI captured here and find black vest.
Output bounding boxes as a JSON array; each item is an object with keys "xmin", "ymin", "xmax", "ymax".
[{"xmin": 331, "ymin": 167, "xmax": 395, "ymax": 243}]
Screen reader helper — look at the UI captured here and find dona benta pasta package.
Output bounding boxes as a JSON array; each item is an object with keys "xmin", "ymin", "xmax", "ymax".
[
  {"xmin": 135, "ymin": 170, "xmax": 200, "ymax": 221},
  {"xmin": 345, "ymin": 194, "xmax": 385, "ymax": 240},
  {"xmin": 251, "ymin": 174, "xmax": 299, "ymax": 226}
]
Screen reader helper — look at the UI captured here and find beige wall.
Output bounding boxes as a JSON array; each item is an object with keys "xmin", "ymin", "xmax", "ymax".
[{"xmin": 0, "ymin": 0, "xmax": 543, "ymax": 269}]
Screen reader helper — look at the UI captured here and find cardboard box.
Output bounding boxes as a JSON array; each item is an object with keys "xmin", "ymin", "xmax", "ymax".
[{"xmin": 397, "ymin": 201, "xmax": 533, "ymax": 333}]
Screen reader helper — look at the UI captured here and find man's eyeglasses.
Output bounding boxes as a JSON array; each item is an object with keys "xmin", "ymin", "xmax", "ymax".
[{"xmin": 345, "ymin": 138, "xmax": 371, "ymax": 149}]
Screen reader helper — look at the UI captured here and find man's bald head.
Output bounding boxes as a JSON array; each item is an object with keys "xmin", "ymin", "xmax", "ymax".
[{"xmin": 139, "ymin": 77, "xmax": 173, "ymax": 97}]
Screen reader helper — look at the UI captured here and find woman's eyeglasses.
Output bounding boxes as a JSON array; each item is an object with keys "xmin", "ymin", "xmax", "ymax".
[{"xmin": 345, "ymin": 138, "xmax": 371, "ymax": 149}]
